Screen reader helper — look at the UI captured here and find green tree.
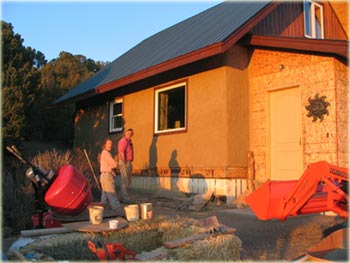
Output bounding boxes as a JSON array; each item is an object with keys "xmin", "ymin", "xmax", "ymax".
[
  {"xmin": 2, "ymin": 21, "xmax": 46, "ymax": 143},
  {"xmin": 2, "ymin": 21, "xmax": 106, "ymax": 145},
  {"xmin": 37, "ymin": 52, "xmax": 105, "ymax": 143}
]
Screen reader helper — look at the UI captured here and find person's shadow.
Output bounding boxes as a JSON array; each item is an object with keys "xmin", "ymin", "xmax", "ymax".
[
  {"xmin": 148, "ymin": 136, "xmax": 158, "ymax": 176},
  {"xmin": 168, "ymin": 150, "xmax": 180, "ymax": 192}
]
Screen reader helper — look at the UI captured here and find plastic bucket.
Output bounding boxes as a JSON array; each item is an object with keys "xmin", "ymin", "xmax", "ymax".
[
  {"xmin": 140, "ymin": 203, "xmax": 153, "ymax": 219},
  {"xmin": 88, "ymin": 205, "xmax": 104, "ymax": 224},
  {"xmin": 109, "ymin": 219, "xmax": 119, "ymax": 229},
  {"xmin": 124, "ymin": 204, "xmax": 139, "ymax": 221}
]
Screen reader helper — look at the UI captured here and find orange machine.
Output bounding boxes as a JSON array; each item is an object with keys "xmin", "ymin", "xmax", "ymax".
[
  {"xmin": 245, "ymin": 161, "xmax": 348, "ymax": 221},
  {"xmin": 88, "ymin": 240, "xmax": 136, "ymax": 261}
]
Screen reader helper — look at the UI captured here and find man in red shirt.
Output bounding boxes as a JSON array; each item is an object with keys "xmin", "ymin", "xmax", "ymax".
[{"xmin": 118, "ymin": 128, "xmax": 134, "ymax": 203}]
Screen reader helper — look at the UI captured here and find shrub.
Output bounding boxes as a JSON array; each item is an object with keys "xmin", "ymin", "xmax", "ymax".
[{"xmin": 2, "ymin": 155, "xmax": 35, "ymax": 236}]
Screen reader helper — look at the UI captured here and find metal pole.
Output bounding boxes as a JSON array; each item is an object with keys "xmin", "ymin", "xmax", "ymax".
[{"xmin": 83, "ymin": 149, "xmax": 101, "ymax": 190}]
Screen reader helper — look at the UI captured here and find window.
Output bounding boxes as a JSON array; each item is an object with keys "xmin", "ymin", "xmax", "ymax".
[
  {"xmin": 304, "ymin": 1, "xmax": 324, "ymax": 39},
  {"xmin": 155, "ymin": 83, "xmax": 186, "ymax": 134},
  {"xmin": 109, "ymin": 98, "xmax": 123, "ymax": 133}
]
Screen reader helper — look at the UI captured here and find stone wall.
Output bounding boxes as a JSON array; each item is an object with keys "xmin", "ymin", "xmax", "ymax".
[{"xmin": 249, "ymin": 48, "xmax": 349, "ymax": 182}]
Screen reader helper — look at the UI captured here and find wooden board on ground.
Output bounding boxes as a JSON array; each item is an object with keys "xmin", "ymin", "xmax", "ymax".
[
  {"xmin": 52, "ymin": 208, "xmax": 120, "ymax": 222},
  {"xmin": 163, "ymin": 224, "xmax": 236, "ymax": 248},
  {"xmin": 62, "ymin": 217, "xmax": 128, "ymax": 233},
  {"xmin": 21, "ymin": 227, "xmax": 73, "ymax": 237}
]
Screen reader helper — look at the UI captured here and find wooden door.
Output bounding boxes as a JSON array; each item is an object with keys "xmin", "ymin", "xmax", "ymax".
[{"xmin": 269, "ymin": 87, "xmax": 302, "ymax": 180}]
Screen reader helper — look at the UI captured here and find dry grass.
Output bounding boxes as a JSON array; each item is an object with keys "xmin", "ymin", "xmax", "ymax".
[
  {"xmin": 31, "ymin": 149, "xmax": 72, "ymax": 170},
  {"xmin": 159, "ymin": 216, "xmax": 202, "ymax": 242},
  {"xmin": 14, "ymin": 216, "xmax": 242, "ymax": 261},
  {"xmin": 174, "ymin": 234, "xmax": 242, "ymax": 261}
]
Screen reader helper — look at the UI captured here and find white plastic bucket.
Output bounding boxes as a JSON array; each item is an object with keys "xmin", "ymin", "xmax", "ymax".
[
  {"xmin": 124, "ymin": 204, "xmax": 139, "ymax": 221},
  {"xmin": 88, "ymin": 205, "xmax": 104, "ymax": 225},
  {"xmin": 109, "ymin": 219, "xmax": 119, "ymax": 229},
  {"xmin": 140, "ymin": 203, "xmax": 153, "ymax": 219}
]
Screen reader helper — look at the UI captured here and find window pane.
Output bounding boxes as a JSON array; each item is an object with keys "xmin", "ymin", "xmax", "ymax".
[
  {"xmin": 304, "ymin": 1, "xmax": 312, "ymax": 37},
  {"xmin": 113, "ymin": 103, "xmax": 122, "ymax": 115},
  {"xmin": 314, "ymin": 5, "xmax": 322, "ymax": 38},
  {"xmin": 112, "ymin": 116, "xmax": 123, "ymax": 130},
  {"xmin": 159, "ymin": 93, "xmax": 169, "ymax": 130},
  {"xmin": 109, "ymin": 99, "xmax": 123, "ymax": 132},
  {"xmin": 157, "ymin": 85, "xmax": 185, "ymax": 131}
]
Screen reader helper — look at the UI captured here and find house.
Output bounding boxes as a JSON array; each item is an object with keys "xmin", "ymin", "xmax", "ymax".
[{"xmin": 55, "ymin": 0, "xmax": 348, "ymax": 202}]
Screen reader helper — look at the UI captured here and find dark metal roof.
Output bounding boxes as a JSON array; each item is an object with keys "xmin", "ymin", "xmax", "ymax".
[{"xmin": 55, "ymin": 1, "xmax": 271, "ymax": 104}]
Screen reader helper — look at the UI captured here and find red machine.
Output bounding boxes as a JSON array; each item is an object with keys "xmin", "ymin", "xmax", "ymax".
[
  {"xmin": 88, "ymin": 240, "xmax": 136, "ymax": 261},
  {"xmin": 45, "ymin": 164, "xmax": 91, "ymax": 216},
  {"xmin": 6, "ymin": 145, "xmax": 92, "ymax": 228},
  {"xmin": 245, "ymin": 161, "xmax": 348, "ymax": 221}
]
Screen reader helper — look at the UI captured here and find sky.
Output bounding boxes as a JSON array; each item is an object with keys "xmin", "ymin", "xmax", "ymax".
[{"xmin": 1, "ymin": 0, "xmax": 222, "ymax": 63}]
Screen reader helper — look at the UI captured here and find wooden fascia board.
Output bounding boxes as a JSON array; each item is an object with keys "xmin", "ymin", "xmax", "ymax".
[
  {"xmin": 244, "ymin": 35, "xmax": 349, "ymax": 59},
  {"xmin": 96, "ymin": 42, "xmax": 223, "ymax": 94}
]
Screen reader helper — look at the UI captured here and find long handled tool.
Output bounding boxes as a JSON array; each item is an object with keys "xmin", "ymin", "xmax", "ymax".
[
  {"xmin": 83, "ymin": 149, "xmax": 101, "ymax": 190},
  {"xmin": 6, "ymin": 145, "xmax": 33, "ymax": 166},
  {"xmin": 6, "ymin": 145, "xmax": 52, "ymax": 228}
]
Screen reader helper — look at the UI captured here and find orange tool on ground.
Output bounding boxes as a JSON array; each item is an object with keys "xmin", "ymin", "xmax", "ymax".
[{"xmin": 88, "ymin": 240, "xmax": 136, "ymax": 261}]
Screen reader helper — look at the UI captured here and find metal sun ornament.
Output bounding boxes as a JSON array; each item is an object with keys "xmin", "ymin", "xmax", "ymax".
[{"xmin": 305, "ymin": 94, "xmax": 330, "ymax": 122}]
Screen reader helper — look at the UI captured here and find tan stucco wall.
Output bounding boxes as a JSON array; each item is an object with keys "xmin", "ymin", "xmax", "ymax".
[
  {"xmin": 226, "ymin": 46, "xmax": 250, "ymax": 168},
  {"xmin": 74, "ymin": 58, "xmax": 250, "ymax": 179},
  {"xmin": 249, "ymin": 49, "xmax": 349, "ymax": 182},
  {"xmin": 129, "ymin": 66, "xmax": 248, "ymax": 177}
]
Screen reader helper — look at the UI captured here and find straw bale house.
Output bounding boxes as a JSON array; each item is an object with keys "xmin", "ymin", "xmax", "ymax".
[{"xmin": 55, "ymin": 1, "xmax": 348, "ymax": 201}]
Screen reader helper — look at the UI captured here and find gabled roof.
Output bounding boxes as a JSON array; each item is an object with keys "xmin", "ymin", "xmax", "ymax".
[
  {"xmin": 54, "ymin": 0, "xmax": 348, "ymax": 106},
  {"xmin": 54, "ymin": 1, "xmax": 274, "ymax": 105}
]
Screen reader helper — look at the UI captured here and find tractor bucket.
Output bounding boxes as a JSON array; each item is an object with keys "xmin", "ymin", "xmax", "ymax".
[{"xmin": 244, "ymin": 180, "xmax": 298, "ymax": 220}]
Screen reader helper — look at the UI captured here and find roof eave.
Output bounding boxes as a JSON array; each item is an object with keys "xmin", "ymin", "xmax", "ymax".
[
  {"xmin": 97, "ymin": 42, "xmax": 224, "ymax": 95},
  {"xmin": 242, "ymin": 35, "xmax": 349, "ymax": 60},
  {"xmin": 52, "ymin": 89, "xmax": 97, "ymax": 107}
]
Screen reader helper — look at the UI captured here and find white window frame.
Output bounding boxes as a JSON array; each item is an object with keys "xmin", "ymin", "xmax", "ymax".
[
  {"xmin": 109, "ymin": 98, "xmax": 123, "ymax": 133},
  {"xmin": 154, "ymin": 82, "xmax": 186, "ymax": 134},
  {"xmin": 304, "ymin": 1, "xmax": 324, "ymax": 39}
]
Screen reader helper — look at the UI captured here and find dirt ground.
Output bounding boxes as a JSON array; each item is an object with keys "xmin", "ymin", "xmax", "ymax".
[
  {"xmin": 130, "ymin": 190, "xmax": 347, "ymax": 261},
  {"xmin": 2, "ymin": 189, "xmax": 347, "ymax": 261}
]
